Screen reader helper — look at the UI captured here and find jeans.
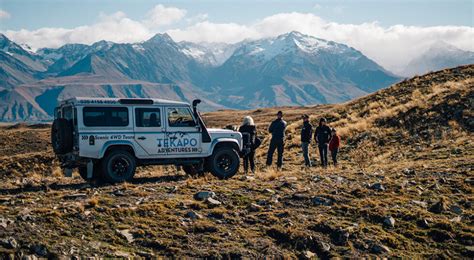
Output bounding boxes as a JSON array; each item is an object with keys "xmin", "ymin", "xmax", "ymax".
[
  {"xmin": 318, "ymin": 144, "xmax": 328, "ymax": 167},
  {"xmin": 301, "ymin": 142, "xmax": 311, "ymax": 166},
  {"xmin": 243, "ymin": 149, "xmax": 255, "ymax": 173},
  {"xmin": 266, "ymin": 139, "xmax": 284, "ymax": 168},
  {"xmin": 331, "ymin": 148, "xmax": 338, "ymax": 166}
]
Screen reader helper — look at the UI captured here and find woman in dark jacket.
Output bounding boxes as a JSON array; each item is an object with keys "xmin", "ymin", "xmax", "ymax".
[{"xmin": 239, "ymin": 116, "xmax": 257, "ymax": 174}]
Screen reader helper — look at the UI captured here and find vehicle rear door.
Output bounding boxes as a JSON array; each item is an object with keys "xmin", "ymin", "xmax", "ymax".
[
  {"xmin": 165, "ymin": 106, "xmax": 202, "ymax": 157},
  {"xmin": 133, "ymin": 106, "xmax": 167, "ymax": 158}
]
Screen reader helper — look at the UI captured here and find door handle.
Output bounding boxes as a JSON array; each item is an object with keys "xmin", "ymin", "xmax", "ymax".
[{"xmin": 137, "ymin": 136, "xmax": 146, "ymax": 140}]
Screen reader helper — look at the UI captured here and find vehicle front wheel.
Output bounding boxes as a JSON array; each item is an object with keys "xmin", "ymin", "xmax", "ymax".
[
  {"xmin": 101, "ymin": 150, "xmax": 136, "ymax": 183},
  {"xmin": 208, "ymin": 147, "xmax": 240, "ymax": 179}
]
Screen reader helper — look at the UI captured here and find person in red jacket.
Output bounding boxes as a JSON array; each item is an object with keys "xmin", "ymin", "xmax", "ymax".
[{"xmin": 329, "ymin": 128, "xmax": 340, "ymax": 166}]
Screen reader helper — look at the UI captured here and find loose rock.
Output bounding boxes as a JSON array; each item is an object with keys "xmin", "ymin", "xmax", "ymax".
[
  {"xmin": 117, "ymin": 229, "xmax": 134, "ymax": 243},
  {"xmin": 194, "ymin": 191, "xmax": 216, "ymax": 201},
  {"xmin": 185, "ymin": 211, "xmax": 203, "ymax": 220},
  {"xmin": 206, "ymin": 197, "xmax": 222, "ymax": 206},
  {"xmin": 371, "ymin": 244, "xmax": 391, "ymax": 254},
  {"xmin": 248, "ymin": 203, "xmax": 263, "ymax": 212},
  {"xmin": 0, "ymin": 237, "xmax": 18, "ymax": 249},
  {"xmin": 383, "ymin": 216, "xmax": 396, "ymax": 228},
  {"xmin": 370, "ymin": 183, "xmax": 385, "ymax": 191},
  {"xmin": 429, "ymin": 198, "xmax": 447, "ymax": 214},
  {"xmin": 312, "ymin": 197, "xmax": 333, "ymax": 206}
]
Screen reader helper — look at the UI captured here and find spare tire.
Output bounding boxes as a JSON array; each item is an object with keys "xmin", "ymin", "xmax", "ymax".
[{"xmin": 51, "ymin": 118, "xmax": 73, "ymax": 154}]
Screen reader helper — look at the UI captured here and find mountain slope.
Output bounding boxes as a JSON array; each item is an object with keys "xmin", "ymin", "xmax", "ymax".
[
  {"xmin": 208, "ymin": 32, "xmax": 400, "ymax": 108},
  {"xmin": 0, "ymin": 76, "xmax": 224, "ymax": 121},
  {"xmin": 403, "ymin": 41, "xmax": 474, "ymax": 77},
  {"xmin": 1, "ymin": 32, "xmax": 404, "ymax": 121}
]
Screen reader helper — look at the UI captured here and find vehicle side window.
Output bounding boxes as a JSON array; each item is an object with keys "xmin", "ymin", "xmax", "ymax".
[
  {"xmin": 136, "ymin": 108, "xmax": 161, "ymax": 127},
  {"xmin": 167, "ymin": 107, "xmax": 196, "ymax": 127},
  {"xmin": 83, "ymin": 107, "xmax": 129, "ymax": 127}
]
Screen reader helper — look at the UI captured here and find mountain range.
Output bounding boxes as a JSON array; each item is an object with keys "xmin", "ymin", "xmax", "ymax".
[
  {"xmin": 0, "ymin": 31, "xmax": 470, "ymax": 122},
  {"xmin": 402, "ymin": 41, "xmax": 474, "ymax": 77}
]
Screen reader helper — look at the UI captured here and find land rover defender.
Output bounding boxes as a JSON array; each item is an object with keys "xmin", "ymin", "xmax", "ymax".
[{"xmin": 51, "ymin": 97, "xmax": 244, "ymax": 183}]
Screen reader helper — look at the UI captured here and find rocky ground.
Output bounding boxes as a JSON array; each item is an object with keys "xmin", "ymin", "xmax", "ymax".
[{"xmin": 0, "ymin": 65, "xmax": 473, "ymax": 258}]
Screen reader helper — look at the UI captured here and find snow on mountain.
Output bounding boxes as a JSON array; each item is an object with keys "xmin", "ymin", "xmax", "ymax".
[
  {"xmin": 178, "ymin": 41, "xmax": 239, "ymax": 66},
  {"xmin": 233, "ymin": 31, "xmax": 344, "ymax": 61}
]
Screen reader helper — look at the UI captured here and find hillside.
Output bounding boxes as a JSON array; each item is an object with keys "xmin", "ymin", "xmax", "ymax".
[{"xmin": 0, "ymin": 65, "xmax": 472, "ymax": 258}]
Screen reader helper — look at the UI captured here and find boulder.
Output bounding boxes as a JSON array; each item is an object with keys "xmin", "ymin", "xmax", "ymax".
[{"xmin": 194, "ymin": 191, "xmax": 216, "ymax": 201}]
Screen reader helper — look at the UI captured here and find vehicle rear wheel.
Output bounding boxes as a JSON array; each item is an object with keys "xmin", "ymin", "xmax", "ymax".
[
  {"xmin": 208, "ymin": 147, "xmax": 240, "ymax": 179},
  {"xmin": 101, "ymin": 150, "xmax": 136, "ymax": 183}
]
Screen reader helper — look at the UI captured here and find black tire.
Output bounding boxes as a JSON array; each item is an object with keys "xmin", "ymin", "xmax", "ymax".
[
  {"xmin": 51, "ymin": 118, "xmax": 73, "ymax": 154},
  {"xmin": 208, "ymin": 147, "xmax": 240, "ymax": 179},
  {"xmin": 100, "ymin": 150, "xmax": 136, "ymax": 183}
]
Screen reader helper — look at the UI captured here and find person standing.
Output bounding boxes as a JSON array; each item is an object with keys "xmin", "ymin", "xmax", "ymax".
[
  {"xmin": 239, "ymin": 116, "xmax": 257, "ymax": 174},
  {"xmin": 266, "ymin": 111, "xmax": 287, "ymax": 169},
  {"xmin": 300, "ymin": 114, "xmax": 313, "ymax": 167},
  {"xmin": 314, "ymin": 118, "xmax": 332, "ymax": 167},
  {"xmin": 329, "ymin": 128, "xmax": 340, "ymax": 167}
]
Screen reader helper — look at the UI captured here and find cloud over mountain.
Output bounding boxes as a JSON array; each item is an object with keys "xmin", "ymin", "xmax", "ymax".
[{"xmin": 2, "ymin": 5, "xmax": 474, "ymax": 72}]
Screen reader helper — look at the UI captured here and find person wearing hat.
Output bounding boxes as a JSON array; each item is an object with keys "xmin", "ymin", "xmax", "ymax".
[
  {"xmin": 300, "ymin": 114, "xmax": 313, "ymax": 167},
  {"xmin": 314, "ymin": 118, "xmax": 332, "ymax": 167},
  {"xmin": 329, "ymin": 128, "xmax": 340, "ymax": 166},
  {"xmin": 266, "ymin": 110, "xmax": 287, "ymax": 169}
]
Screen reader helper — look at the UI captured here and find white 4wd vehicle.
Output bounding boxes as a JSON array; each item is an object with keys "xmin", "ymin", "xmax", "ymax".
[{"xmin": 51, "ymin": 97, "xmax": 245, "ymax": 183}]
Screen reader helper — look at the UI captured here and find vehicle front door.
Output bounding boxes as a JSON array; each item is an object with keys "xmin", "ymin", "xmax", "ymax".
[
  {"xmin": 165, "ymin": 106, "xmax": 202, "ymax": 157},
  {"xmin": 133, "ymin": 107, "xmax": 167, "ymax": 158}
]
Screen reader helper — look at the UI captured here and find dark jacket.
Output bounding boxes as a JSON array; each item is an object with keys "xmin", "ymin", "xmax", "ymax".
[
  {"xmin": 329, "ymin": 134, "xmax": 340, "ymax": 151},
  {"xmin": 301, "ymin": 121, "xmax": 312, "ymax": 143},
  {"xmin": 314, "ymin": 125, "xmax": 331, "ymax": 145},
  {"xmin": 268, "ymin": 118, "xmax": 287, "ymax": 140},
  {"xmin": 239, "ymin": 125, "xmax": 257, "ymax": 147}
]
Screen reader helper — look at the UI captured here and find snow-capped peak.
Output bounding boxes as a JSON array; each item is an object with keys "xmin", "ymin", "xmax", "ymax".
[{"xmin": 234, "ymin": 31, "xmax": 344, "ymax": 61}]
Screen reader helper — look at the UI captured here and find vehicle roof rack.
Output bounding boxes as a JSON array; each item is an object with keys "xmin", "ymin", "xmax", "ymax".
[{"xmin": 119, "ymin": 98, "xmax": 154, "ymax": 105}]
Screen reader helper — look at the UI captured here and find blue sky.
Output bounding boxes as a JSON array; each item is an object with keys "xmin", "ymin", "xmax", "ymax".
[
  {"xmin": 0, "ymin": 0, "xmax": 473, "ymax": 72},
  {"xmin": 1, "ymin": 0, "xmax": 473, "ymax": 30}
]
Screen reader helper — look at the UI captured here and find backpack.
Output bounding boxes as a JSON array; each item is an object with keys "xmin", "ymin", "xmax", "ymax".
[{"xmin": 253, "ymin": 137, "xmax": 262, "ymax": 149}]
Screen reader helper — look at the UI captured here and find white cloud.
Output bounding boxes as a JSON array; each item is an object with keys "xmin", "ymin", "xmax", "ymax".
[
  {"xmin": 313, "ymin": 4, "xmax": 321, "ymax": 10},
  {"xmin": 4, "ymin": 11, "xmax": 152, "ymax": 50},
  {"xmin": 166, "ymin": 12, "xmax": 474, "ymax": 72},
  {"xmin": 0, "ymin": 9, "xmax": 11, "ymax": 19},
  {"xmin": 143, "ymin": 4, "xmax": 186, "ymax": 28},
  {"xmin": 2, "ymin": 8, "xmax": 473, "ymax": 73}
]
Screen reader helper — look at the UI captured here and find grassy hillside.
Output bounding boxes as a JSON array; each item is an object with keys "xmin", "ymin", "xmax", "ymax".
[{"xmin": 0, "ymin": 65, "xmax": 472, "ymax": 258}]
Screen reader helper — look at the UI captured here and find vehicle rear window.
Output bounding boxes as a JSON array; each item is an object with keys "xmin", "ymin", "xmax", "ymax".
[
  {"xmin": 135, "ymin": 108, "xmax": 161, "ymax": 127},
  {"xmin": 83, "ymin": 107, "xmax": 129, "ymax": 127}
]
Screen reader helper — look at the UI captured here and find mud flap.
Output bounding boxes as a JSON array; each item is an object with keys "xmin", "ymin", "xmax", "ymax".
[{"xmin": 87, "ymin": 160, "xmax": 94, "ymax": 179}]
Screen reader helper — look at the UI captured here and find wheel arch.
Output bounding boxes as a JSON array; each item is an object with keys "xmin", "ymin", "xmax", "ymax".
[
  {"xmin": 211, "ymin": 139, "xmax": 241, "ymax": 154},
  {"xmin": 100, "ymin": 141, "xmax": 137, "ymax": 158}
]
